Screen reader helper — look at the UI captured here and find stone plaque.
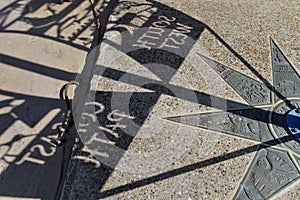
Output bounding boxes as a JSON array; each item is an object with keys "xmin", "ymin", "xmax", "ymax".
[
  {"xmin": 271, "ymin": 39, "xmax": 300, "ymax": 100},
  {"xmin": 168, "ymin": 108, "xmax": 273, "ymax": 142},
  {"xmin": 199, "ymin": 54, "xmax": 271, "ymax": 106},
  {"xmin": 234, "ymin": 147, "xmax": 299, "ymax": 200}
]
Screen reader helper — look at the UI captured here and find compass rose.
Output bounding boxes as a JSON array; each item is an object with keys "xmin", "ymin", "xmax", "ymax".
[{"xmin": 167, "ymin": 38, "xmax": 300, "ymax": 199}]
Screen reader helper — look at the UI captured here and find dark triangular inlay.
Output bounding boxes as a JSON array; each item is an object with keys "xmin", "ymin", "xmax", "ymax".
[
  {"xmin": 270, "ymin": 38, "xmax": 300, "ymax": 100},
  {"xmin": 198, "ymin": 54, "xmax": 271, "ymax": 106},
  {"xmin": 167, "ymin": 108, "xmax": 273, "ymax": 142},
  {"xmin": 234, "ymin": 147, "xmax": 299, "ymax": 199}
]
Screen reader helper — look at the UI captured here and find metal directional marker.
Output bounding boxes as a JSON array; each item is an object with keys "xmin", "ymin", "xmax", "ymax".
[
  {"xmin": 198, "ymin": 54, "xmax": 271, "ymax": 106},
  {"xmin": 234, "ymin": 147, "xmax": 299, "ymax": 200},
  {"xmin": 167, "ymin": 38, "xmax": 300, "ymax": 199},
  {"xmin": 168, "ymin": 108, "xmax": 273, "ymax": 142},
  {"xmin": 271, "ymin": 39, "xmax": 300, "ymax": 100}
]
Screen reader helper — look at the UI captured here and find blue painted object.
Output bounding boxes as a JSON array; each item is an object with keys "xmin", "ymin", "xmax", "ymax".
[{"xmin": 285, "ymin": 109, "xmax": 300, "ymax": 141}]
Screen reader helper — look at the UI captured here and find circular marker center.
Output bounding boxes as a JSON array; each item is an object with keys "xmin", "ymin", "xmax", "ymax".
[{"xmin": 285, "ymin": 109, "xmax": 300, "ymax": 141}]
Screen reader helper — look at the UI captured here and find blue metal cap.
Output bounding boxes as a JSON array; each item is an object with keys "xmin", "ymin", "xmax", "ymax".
[{"xmin": 285, "ymin": 109, "xmax": 300, "ymax": 141}]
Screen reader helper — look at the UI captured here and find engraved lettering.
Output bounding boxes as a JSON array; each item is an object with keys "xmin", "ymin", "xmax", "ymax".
[
  {"xmin": 80, "ymin": 113, "xmax": 97, "ymax": 127},
  {"xmin": 132, "ymin": 39, "xmax": 156, "ymax": 50},
  {"xmin": 132, "ymin": 16, "xmax": 193, "ymax": 50},
  {"xmin": 107, "ymin": 110, "xmax": 135, "ymax": 122},
  {"xmin": 106, "ymin": 123, "xmax": 126, "ymax": 131},
  {"xmin": 98, "ymin": 125, "xmax": 119, "ymax": 138},
  {"xmin": 85, "ymin": 133, "xmax": 115, "ymax": 145},
  {"xmin": 141, "ymin": 32, "xmax": 160, "ymax": 40},
  {"xmin": 277, "ymin": 80, "xmax": 296, "ymax": 94},
  {"xmin": 168, "ymin": 31, "xmax": 187, "ymax": 44},
  {"xmin": 85, "ymin": 102, "xmax": 105, "ymax": 114},
  {"xmin": 152, "ymin": 21, "xmax": 169, "ymax": 28},
  {"xmin": 158, "ymin": 15, "xmax": 176, "ymax": 22},
  {"xmin": 16, "ymin": 144, "xmax": 56, "ymax": 165},
  {"xmin": 16, "ymin": 152, "xmax": 45, "ymax": 165},
  {"xmin": 148, "ymin": 26, "xmax": 165, "ymax": 36},
  {"xmin": 173, "ymin": 22, "xmax": 193, "ymax": 34},
  {"xmin": 236, "ymin": 79, "xmax": 268, "ymax": 103},
  {"xmin": 216, "ymin": 63, "xmax": 227, "ymax": 74},
  {"xmin": 159, "ymin": 37, "xmax": 180, "ymax": 49},
  {"xmin": 31, "ymin": 144, "xmax": 56, "ymax": 157},
  {"xmin": 273, "ymin": 48, "xmax": 282, "ymax": 63},
  {"xmin": 222, "ymin": 70, "xmax": 234, "ymax": 79}
]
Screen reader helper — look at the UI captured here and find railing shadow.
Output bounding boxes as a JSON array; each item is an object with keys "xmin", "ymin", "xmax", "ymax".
[
  {"xmin": 0, "ymin": 90, "xmax": 74, "ymax": 199},
  {"xmin": 0, "ymin": 0, "xmax": 94, "ymax": 51},
  {"xmin": 0, "ymin": 0, "xmax": 96, "ymax": 199}
]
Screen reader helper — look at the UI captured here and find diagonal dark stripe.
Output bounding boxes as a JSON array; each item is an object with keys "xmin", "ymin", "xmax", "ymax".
[{"xmin": 0, "ymin": 53, "xmax": 76, "ymax": 81}]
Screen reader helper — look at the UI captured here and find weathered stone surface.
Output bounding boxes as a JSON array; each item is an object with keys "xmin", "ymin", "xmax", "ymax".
[
  {"xmin": 234, "ymin": 147, "xmax": 299, "ymax": 200},
  {"xmin": 199, "ymin": 55, "xmax": 271, "ymax": 106},
  {"xmin": 167, "ymin": 108, "xmax": 273, "ymax": 142},
  {"xmin": 271, "ymin": 39, "xmax": 300, "ymax": 101}
]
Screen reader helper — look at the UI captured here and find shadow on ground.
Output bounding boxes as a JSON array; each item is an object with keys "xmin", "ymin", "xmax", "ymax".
[{"xmin": 0, "ymin": 0, "xmax": 95, "ymax": 199}]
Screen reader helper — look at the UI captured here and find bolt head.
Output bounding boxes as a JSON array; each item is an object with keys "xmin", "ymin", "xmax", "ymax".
[{"xmin": 293, "ymin": 128, "xmax": 300, "ymax": 132}]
